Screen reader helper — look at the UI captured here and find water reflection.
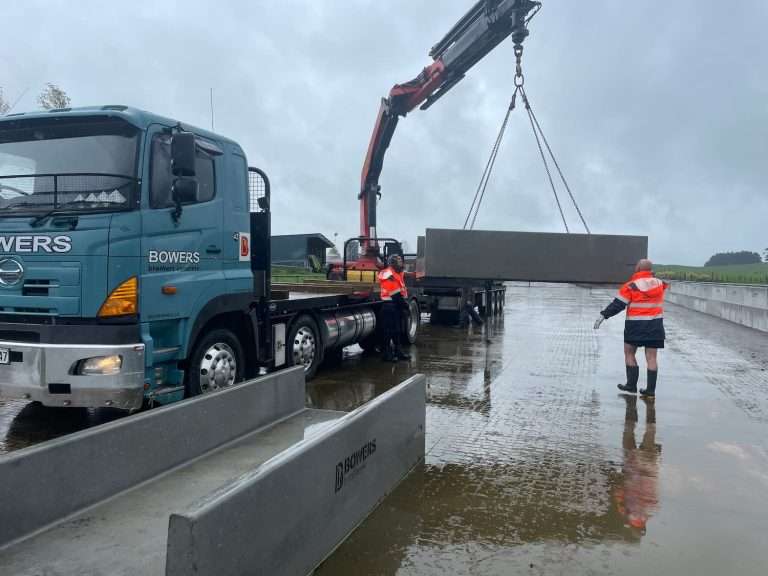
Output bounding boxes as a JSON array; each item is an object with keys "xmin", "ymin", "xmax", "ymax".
[
  {"xmin": 318, "ymin": 391, "xmax": 666, "ymax": 575},
  {"xmin": 307, "ymin": 315, "xmax": 505, "ymax": 417},
  {"xmin": 613, "ymin": 395, "xmax": 661, "ymax": 537},
  {"xmin": 1, "ymin": 401, "xmax": 127, "ymax": 453}
]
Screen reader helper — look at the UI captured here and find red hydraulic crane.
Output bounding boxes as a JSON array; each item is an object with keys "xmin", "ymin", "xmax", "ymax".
[{"xmin": 340, "ymin": 0, "xmax": 541, "ymax": 278}]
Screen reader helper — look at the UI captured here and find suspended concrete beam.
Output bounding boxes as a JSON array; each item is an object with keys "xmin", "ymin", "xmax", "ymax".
[{"xmin": 421, "ymin": 228, "xmax": 648, "ymax": 284}]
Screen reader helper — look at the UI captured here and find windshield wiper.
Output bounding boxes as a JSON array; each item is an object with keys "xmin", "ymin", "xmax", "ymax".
[
  {"xmin": 30, "ymin": 209, "xmax": 78, "ymax": 228},
  {"xmin": 0, "ymin": 183, "xmax": 31, "ymax": 197}
]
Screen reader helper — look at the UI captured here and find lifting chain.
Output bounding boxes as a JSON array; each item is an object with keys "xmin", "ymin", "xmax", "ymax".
[{"xmin": 514, "ymin": 44, "xmax": 525, "ymax": 88}]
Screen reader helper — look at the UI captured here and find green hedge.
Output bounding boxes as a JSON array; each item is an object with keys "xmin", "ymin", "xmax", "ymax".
[{"xmin": 656, "ymin": 263, "xmax": 768, "ymax": 285}]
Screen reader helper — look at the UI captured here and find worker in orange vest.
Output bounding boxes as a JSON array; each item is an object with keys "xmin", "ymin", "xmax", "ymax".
[
  {"xmin": 378, "ymin": 254, "xmax": 411, "ymax": 362},
  {"xmin": 594, "ymin": 259, "xmax": 669, "ymax": 397}
]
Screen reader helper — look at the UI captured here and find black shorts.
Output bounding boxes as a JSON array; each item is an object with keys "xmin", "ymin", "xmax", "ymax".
[{"xmin": 625, "ymin": 340, "xmax": 665, "ymax": 349}]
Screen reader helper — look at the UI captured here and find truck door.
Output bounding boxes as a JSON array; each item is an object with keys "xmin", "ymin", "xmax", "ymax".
[{"xmin": 140, "ymin": 128, "xmax": 224, "ymax": 327}]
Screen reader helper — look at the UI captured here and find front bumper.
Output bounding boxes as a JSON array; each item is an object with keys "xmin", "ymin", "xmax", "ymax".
[{"xmin": 0, "ymin": 340, "xmax": 145, "ymax": 410}]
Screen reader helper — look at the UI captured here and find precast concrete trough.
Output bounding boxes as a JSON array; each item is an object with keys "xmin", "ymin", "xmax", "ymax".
[
  {"xmin": 420, "ymin": 228, "xmax": 648, "ymax": 283},
  {"xmin": 0, "ymin": 367, "xmax": 426, "ymax": 576}
]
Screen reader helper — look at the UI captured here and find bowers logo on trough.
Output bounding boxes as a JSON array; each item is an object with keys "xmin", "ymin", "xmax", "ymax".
[
  {"xmin": 334, "ymin": 438, "xmax": 377, "ymax": 494},
  {"xmin": 0, "ymin": 235, "xmax": 72, "ymax": 254}
]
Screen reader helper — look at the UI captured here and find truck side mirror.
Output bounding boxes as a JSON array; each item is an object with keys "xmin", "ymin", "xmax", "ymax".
[
  {"xmin": 171, "ymin": 177, "xmax": 198, "ymax": 222},
  {"xmin": 171, "ymin": 132, "xmax": 196, "ymax": 177},
  {"xmin": 172, "ymin": 177, "xmax": 198, "ymax": 204}
]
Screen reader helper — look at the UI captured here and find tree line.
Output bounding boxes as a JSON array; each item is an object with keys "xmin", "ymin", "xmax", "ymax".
[
  {"xmin": 0, "ymin": 83, "xmax": 71, "ymax": 115},
  {"xmin": 704, "ymin": 251, "xmax": 764, "ymax": 267}
]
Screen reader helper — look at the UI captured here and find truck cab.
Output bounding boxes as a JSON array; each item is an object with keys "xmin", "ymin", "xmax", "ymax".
[{"xmin": 0, "ymin": 106, "xmax": 266, "ymax": 410}]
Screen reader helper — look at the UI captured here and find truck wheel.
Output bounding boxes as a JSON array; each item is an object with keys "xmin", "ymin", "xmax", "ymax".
[
  {"xmin": 402, "ymin": 298, "xmax": 420, "ymax": 345},
  {"xmin": 185, "ymin": 329, "xmax": 244, "ymax": 398},
  {"xmin": 287, "ymin": 315, "xmax": 321, "ymax": 380}
]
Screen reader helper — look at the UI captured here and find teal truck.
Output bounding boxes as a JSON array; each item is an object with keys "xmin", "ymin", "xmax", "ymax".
[{"xmin": 0, "ymin": 106, "xmax": 417, "ymax": 410}]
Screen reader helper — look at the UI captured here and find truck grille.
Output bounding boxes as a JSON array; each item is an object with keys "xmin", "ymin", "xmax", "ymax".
[
  {"xmin": 0, "ymin": 263, "xmax": 80, "ymax": 316},
  {"xmin": 22, "ymin": 279, "xmax": 55, "ymax": 297},
  {"xmin": 0, "ymin": 306, "xmax": 54, "ymax": 315}
]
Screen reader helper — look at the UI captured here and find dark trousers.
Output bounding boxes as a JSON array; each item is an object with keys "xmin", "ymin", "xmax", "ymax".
[{"xmin": 381, "ymin": 302, "xmax": 401, "ymax": 353}]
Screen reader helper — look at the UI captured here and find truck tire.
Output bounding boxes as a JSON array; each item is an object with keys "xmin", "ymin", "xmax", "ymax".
[
  {"xmin": 185, "ymin": 329, "xmax": 244, "ymax": 398},
  {"xmin": 401, "ymin": 298, "xmax": 420, "ymax": 345},
  {"xmin": 287, "ymin": 315, "xmax": 322, "ymax": 380}
]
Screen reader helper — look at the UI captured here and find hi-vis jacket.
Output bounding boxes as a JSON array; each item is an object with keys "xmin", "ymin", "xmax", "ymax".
[
  {"xmin": 378, "ymin": 267, "xmax": 407, "ymax": 301},
  {"xmin": 601, "ymin": 271, "xmax": 669, "ymax": 342}
]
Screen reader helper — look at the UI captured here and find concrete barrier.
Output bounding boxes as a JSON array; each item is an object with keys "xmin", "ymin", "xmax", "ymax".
[
  {"xmin": 0, "ymin": 367, "xmax": 305, "ymax": 547},
  {"xmin": 165, "ymin": 373, "xmax": 426, "ymax": 576},
  {"xmin": 421, "ymin": 228, "xmax": 647, "ymax": 283},
  {"xmin": 667, "ymin": 282, "xmax": 768, "ymax": 332}
]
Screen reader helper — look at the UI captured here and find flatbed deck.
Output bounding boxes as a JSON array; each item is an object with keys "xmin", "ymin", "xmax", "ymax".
[{"xmin": 270, "ymin": 281, "xmax": 380, "ymax": 315}]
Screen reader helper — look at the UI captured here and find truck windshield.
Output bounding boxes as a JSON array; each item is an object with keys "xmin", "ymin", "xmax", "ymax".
[{"xmin": 0, "ymin": 116, "xmax": 140, "ymax": 215}]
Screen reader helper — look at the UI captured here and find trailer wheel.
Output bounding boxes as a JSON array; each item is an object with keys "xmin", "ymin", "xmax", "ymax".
[
  {"xmin": 185, "ymin": 329, "xmax": 244, "ymax": 398},
  {"xmin": 402, "ymin": 298, "xmax": 420, "ymax": 345},
  {"xmin": 287, "ymin": 315, "xmax": 322, "ymax": 379}
]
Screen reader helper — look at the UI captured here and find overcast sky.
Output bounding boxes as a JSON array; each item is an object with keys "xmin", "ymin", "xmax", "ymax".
[{"xmin": 1, "ymin": 0, "xmax": 766, "ymax": 265}]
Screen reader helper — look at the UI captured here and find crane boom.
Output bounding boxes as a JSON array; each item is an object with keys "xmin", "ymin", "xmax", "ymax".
[{"xmin": 359, "ymin": 0, "xmax": 540, "ymax": 253}]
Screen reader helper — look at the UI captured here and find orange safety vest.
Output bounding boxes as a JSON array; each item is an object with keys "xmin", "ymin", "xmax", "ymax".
[
  {"xmin": 617, "ymin": 271, "xmax": 667, "ymax": 321},
  {"xmin": 378, "ymin": 266, "xmax": 407, "ymax": 301}
]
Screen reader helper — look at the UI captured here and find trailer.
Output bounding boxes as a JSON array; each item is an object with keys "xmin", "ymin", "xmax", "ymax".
[
  {"xmin": 411, "ymin": 277, "xmax": 506, "ymax": 325},
  {"xmin": 0, "ymin": 107, "xmax": 418, "ymax": 411}
]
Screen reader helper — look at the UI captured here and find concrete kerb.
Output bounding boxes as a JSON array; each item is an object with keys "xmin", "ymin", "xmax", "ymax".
[
  {"xmin": 166, "ymin": 373, "xmax": 427, "ymax": 576},
  {"xmin": 667, "ymin": 282, "xmax": 768, "ymax": 333},
  {"xmin": 0, "ymin": 367, "xmax": 305, "ymax": 548}
]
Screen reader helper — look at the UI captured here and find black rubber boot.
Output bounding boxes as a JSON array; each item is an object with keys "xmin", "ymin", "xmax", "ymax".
[
  {"xmin": 382, "ymin": 341, "xmax": 396, "ymax": 363},
  {"xmin": 618, "ymin": 365, "xmax": 639, "ymax": 393},
  {"xmin": 640, "ymin": 370, "xmax": 657, "ymax": 397},
  {"xmin": 394, "ymin": 334, "xmax": 411, "ymax": 360}
]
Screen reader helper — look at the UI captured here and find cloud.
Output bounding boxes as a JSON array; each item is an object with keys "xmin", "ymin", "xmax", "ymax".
[{"xmin": 1, "ymin": 0, "xmax": 766, "ymax": 265}]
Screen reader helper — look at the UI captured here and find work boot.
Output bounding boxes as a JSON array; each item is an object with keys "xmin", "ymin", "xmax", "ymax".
[
  {"xmin": 640, "ymin": 370, "xmax": 657, "ymax": 397},
  {"xmin": 394, "ymin": 346, "xmax": 411, "ymax": 361},
  {"xmin": 617, "ymin": 365, "xmax": 639, "ymax": 393},
  {"xmin": 382, "ymin": 342, "xmax": 396, "ymax": 363}
]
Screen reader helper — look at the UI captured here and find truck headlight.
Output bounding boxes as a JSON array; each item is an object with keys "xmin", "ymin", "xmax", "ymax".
[{"xmin": 76, "ymin": 355, "xmax": 123, "ymax": 376}]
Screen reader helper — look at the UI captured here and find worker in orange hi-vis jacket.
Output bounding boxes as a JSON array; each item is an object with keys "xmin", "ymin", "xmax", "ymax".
[
  {"xmin": 594, "ymin": 259, "xmax": 669, "ymax": 397},
  {"xmin": 378, "ymin": 254, "xmax": 411, "ymax": 363}
]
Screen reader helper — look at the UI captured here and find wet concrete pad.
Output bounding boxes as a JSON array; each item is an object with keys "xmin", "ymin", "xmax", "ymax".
[{"xmin": 311, "ymin": 284, "xmax": 768, "ymax": 576}]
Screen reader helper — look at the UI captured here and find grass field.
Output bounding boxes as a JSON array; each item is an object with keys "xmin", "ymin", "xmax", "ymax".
[
  {"xmin": 271, "ymin": 265, "xmax": 327, "ymax": 283},
  {"xmin": 656, "ymin": 263, "xmax": 768, "ymax": 284}
]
